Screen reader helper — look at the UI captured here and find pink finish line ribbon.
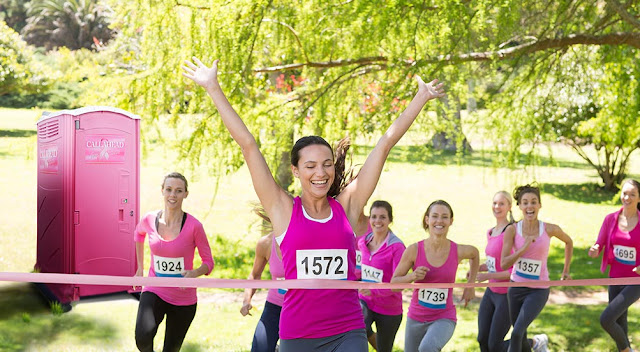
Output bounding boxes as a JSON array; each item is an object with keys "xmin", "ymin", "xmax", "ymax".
[{"xmin": 2, "ymin": 272, "xmax": 640, "ymax": 289}]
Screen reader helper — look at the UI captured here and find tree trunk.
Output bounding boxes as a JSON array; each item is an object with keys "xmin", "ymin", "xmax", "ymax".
[{"xmin": 429, "ymin": 94, "xmax": 472, "ymax": 153}]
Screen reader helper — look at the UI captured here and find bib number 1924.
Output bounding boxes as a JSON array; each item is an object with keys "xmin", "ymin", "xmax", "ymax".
[{"xmin": 296, "ymin": 249, "xmax": 348, "ymax": 280}]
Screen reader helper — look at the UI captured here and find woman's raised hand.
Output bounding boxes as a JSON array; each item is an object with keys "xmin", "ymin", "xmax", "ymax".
[
  {"xmin": 182, "ymin": 57, "xmax": 219, "ymax": 90},
  {"xmin": 416, "ymin": 76, "xmax": 446, "ymax": 100}
]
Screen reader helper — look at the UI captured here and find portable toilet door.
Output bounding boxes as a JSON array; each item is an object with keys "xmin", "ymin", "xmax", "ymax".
[
  {"xmin": 73, "ymin": 107, "xmax": 140, "ymax": 298},
  {"xmin": 36, "ymin": 106, "xmax": 140, "ymax": 303}
]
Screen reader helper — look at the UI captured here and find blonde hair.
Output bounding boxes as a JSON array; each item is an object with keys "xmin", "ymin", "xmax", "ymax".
[{"xmin": 494, "ymin": 190, "xmax": 514, "ymax": 223}]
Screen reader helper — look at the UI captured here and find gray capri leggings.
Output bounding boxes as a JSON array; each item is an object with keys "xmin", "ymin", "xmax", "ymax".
[
  {"xmin": 507, "ymin": 286, "xmax": 549, "ymax": 352},
  {"xmin": 279, "ymin": 328, "xmax": 367, "ymax": 352},
  {"xmin": 600, "ymin": 284, "xmax": 640, "ymax": 351},
  {"xmin": 404, "ymin": 317, "xmax": 456, "ymax": 352}
]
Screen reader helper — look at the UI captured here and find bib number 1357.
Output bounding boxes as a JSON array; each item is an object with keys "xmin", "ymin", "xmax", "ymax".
[{"xmin": 296, "ymin": 249, "xmax": 348, "ymax": 280}]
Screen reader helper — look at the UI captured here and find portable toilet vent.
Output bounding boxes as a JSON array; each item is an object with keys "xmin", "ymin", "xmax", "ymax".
[{"xmin": 35, "ymin": 106, "xmax": 140, "ymax": 305}]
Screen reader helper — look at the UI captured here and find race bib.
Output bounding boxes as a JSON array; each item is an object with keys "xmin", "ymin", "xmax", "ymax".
[
  {"xmin": 153, "ymin": 255, "xmax": 184, "ymax": 277},
  {"xmin": 418, "ymin": 288, "xmax": 448, "ymax": 309},
  {"xmin": 360, "ymin": 264, "xmax": 384, "ymax": 283},
  {"xmin": 296, "ymin": 249, "xmax": 348, "ymax": 280},
  {"xmin": 276, "ymin": 277, "xmax": 288, "ymax": 295},
  {"xmin": 486, "ymin": 256, "xmax": 497, "ymax": 273},
  {"xmin": 514, "ymin": 257, "xmax": 542, "ymax": 280},
  {"xmin": 614, "ymin": 245, "xmax": 636, "ymax": 266},
  {"xmin": 356, "ymin": 250, "xmax": 362, "ymax": 270}
]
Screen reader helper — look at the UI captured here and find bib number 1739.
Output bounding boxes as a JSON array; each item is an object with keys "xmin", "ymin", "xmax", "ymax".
[{"xmin": 296, "ymin": 249, "xmax": 348, "ymax": 280}]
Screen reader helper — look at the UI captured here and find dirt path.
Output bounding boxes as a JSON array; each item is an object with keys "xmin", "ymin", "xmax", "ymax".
[{"xmin": 196, "ymin": 288, "xmax": 610, "ymax": 306}]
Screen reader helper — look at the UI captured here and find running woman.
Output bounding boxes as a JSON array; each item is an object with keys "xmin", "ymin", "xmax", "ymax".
[
  {"xmin": 241, "ymin": 232, "xmax": 284, "ymax": 352},
  {"xmin": 589, "ymin": 179, "xmax": 640, "ymax": 352},
  {"xmin": 501, "ymin": 184, "xmax": 573, "ymax": 352},
  {"xmin": 134, "ymin": 172, "xmax": 214, "ymax": 352},
  {"xmin": 358, "ymin": 200, "xmax": 405, "ymax": 352},
  {"xmin": 391, "ymin": 200, "xmax": 479, "ymax": 352},
  {"xmin": 476, "ymin": 191, "xmax": 548, "ymax": 352},
  {"xmin": 182, "ymin": 57, "xmax": 445, "ymax": 352}
]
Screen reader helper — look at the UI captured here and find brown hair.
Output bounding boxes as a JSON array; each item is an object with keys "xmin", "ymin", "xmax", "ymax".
[
  {"xmin": 290, "ymin": 136, "xmax": 355, "ymax": 198},
  {"xmin": 513, "ymin": 183, "xmax": 540, "ymax": 206},
  {"xmin": 622, "ymin": 179, "xmax": 640, "ymax": 211},
  {"xmin": 422, "ymin": 200, "xmax": 453, "ymax": 230},
  {"xmin": 162, "ymin": 172, "xmax": 188, "ymax": 192},
  {"xmin": 370, "ymin": 200, "xmax": 393, "ymax": 222}
]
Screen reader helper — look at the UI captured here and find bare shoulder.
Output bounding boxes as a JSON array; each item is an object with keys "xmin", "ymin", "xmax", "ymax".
[
  {"xmin": 255, "ymin": 233, "xmax": 273, "ymax": 259},
  {"xmin": 544, "ymin": 222, "xmax": 562, "ymax": 236},
  {"xmin": 458, "ymin": 244, "xmax": 479, "ymax": 259}
]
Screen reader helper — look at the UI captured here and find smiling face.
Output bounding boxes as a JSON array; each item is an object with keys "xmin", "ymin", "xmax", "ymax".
[
  {"xmin": 370, "ymin": 206, "xmax": 391, "ymax": 235},
  {"xmin": 621, "ymin": 181, "xmax": 640, "ymax": 210},
  {"xmin": 291, "ymin": 144, "xmax": 335, "ymax": 199},
  {"xmin": 492, "ymin": 192, "xmax": 512, "ymax": 221},
  {"xmin": 162, "ymin": 177, "xmax": 188, "ymax": 211},
  {"xmin": 425, "ymin": 204, "xmax": 453, "ymax": 237},
  {"xmin": 518, "ymin": 192, "xmax": 541, "ymax": 221}
]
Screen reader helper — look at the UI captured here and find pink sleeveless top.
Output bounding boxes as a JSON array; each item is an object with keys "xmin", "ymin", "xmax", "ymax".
[
  {"xmin": 608, "ymin": 225, "xmax": 640, "ymax": 278},
  {"xmin": 266, "ymin": 235, "xmax": 285, "ymax": 307},
  {"xmin": 485, "ymin": 227, "xmax": 512, "ymax": 294},
  {"xmin": 408, "ymin": 240, "xmax": 458, "ymax": 323},
  {"xmin": 278, "ymin": 197, "xmax": 364, "ymax": 339},
  {"xmin": 510, "ymin": 221, "xmax": 550, "ymax": 288},
  {"xmin": 355, "ymin": 222, "xmax": 373, "ymax": 277}
]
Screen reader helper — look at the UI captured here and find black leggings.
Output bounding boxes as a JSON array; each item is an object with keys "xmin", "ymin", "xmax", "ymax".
[
  {"xmin": 507, "ymin": 286, "xmax": 549, "ymax": 352},
  {"xmin": 478, "ymin": 289, "xmax": 511, "ymax": 352},
  {"xmin": 251, "ymin": 301, "xmax": 282, "ymax": 352},
  {"xmin": 360, "ymin": 299, "xmax": 402, "ymax": 352},
  {"xmin": 135, "ymin": 291, "xmax": 197, "ymax": 352},
  {"xmin": 600, "ymin": 285, "xmax": 640, "ymax": 351}
]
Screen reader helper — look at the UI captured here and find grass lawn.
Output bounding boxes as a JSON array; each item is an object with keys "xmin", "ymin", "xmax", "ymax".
[{"xmin": 1, "ymin": 107, "xmax": 639, "ymax": 351}]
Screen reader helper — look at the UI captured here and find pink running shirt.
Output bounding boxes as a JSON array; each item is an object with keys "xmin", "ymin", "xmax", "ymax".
[
  {"xmin": 485, "ymin": 227, "xmax": 512, "ymax": 294},
  {"xmin": 510, "ymin": 221, "xmax": 550, "ymax": 288},
  {"xmin": 266, "ymin": 234, "xmax": 286, "ymax": 307},
  {"xmin": 408, "ymin": 240, "xmax": 459, "ymax": 323},
  {"xmin": 134, "ymin": 211, "xmax": 214, "ymax": 306},
  {"xmin": 358, "ymin": 231, "xmax": 405, "ymax": 315},
  {"xmin": 278, "ymin": 197, "xmax": 364, "ymax": 339}
]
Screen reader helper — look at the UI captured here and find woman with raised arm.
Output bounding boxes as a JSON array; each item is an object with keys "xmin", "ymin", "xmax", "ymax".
[
  {"xmin": 134, "ymin": 172, "xmax": 214, "ymax": 352},
  {"xmin": 501, "ymin": 184, "xmax": 573, "ymax": 352},
  {"xmin": 240, "ymin": 232, "xmax": 284, "ymax": 352},
  {"xmin": 589, "ymin": 179, "xmax": 640, "ymax": 352},
  {"xmin": 476, "ymin": 191, "xmax": 548, "ymax": 352},
  {"xmin": 182, "ymin": 57, "xmax": 444, "ymax": 352},
  {"xmin": 391, "ymin": 200, "xmax": 479, "ymax": 352}
]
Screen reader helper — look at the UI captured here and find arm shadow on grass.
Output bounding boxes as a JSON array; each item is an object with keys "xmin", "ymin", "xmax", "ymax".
[
  {"xmin": 538, "ymin": 304, "xmax": 615, "ymax": 351},
  {"xmin": 353, "ymin": 145, "xmax": 593, "ymax": 170},
  {"xmin": 0, "ymin": 283, "xmax": 119, "ymax": 351},
  {"xmin": 547, "ymin": 245, "xmax": 606, "ymax": 293}
]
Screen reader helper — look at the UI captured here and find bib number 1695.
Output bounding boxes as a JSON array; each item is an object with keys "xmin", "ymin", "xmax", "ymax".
[{"xmin": 296, "ymin": 249, "xmax": 348, "ymax": 280}]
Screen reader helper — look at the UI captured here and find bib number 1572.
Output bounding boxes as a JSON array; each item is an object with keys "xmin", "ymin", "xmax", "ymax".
[{"xmin": 296, "ymin": 249, "xmax": 348, "ymax": 280}]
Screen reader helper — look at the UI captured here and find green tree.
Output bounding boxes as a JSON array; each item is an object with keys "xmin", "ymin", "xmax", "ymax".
[
  {"xmin": 98, "ymin": 0, "xmax": 640, "ymax": 189},
  {"xmin": 0, "ymin": 0, "xmax": 29, "ymax": 32},
  {"xmin": 0, "ymin": 20, "xmax": 44, "ymax": 97},
  {"xmin": 22, "ymin": 0, "xmax": 115, "ymax": 50}
]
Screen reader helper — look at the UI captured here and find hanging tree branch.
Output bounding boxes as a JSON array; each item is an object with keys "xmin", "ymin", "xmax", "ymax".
[
  {"xmin": 607, "ymin": 0, "xmax": 640, "ymax": 30},
  {"xmin": 252, "ymin": 32, "xmax": 640, "ymax": 73}
]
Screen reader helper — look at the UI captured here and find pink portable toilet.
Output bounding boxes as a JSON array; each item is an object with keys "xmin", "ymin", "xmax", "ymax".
[{"xmin": 35, "ymin": 106, "xmax": 140, "ymax": 306}]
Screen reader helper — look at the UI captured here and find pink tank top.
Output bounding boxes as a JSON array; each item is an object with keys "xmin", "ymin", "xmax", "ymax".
[
  {"xmin": 608, "ymin": 225, "xmax": 640, "ymax": 278},
  {"xmin": 510, "ymin": 221, "xmax": 550, "ymax": 288},
  {"xmin": 408, "ymin": 240, "xmax": 458, "ymax": 323},
  {"xmin": 355, "ymin": 222, "xmax": 373, "ymax": 276},
  {"xmin": 266, "ymin": 235, "xmax": 285, "ymax": 306},
  {"xmin": 278, "ymin": 197, "xmax": 364, "ymax": 339},
  {"xmin": 485, "ymin": 227, "xmax": 512, "ymax": 294}
]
